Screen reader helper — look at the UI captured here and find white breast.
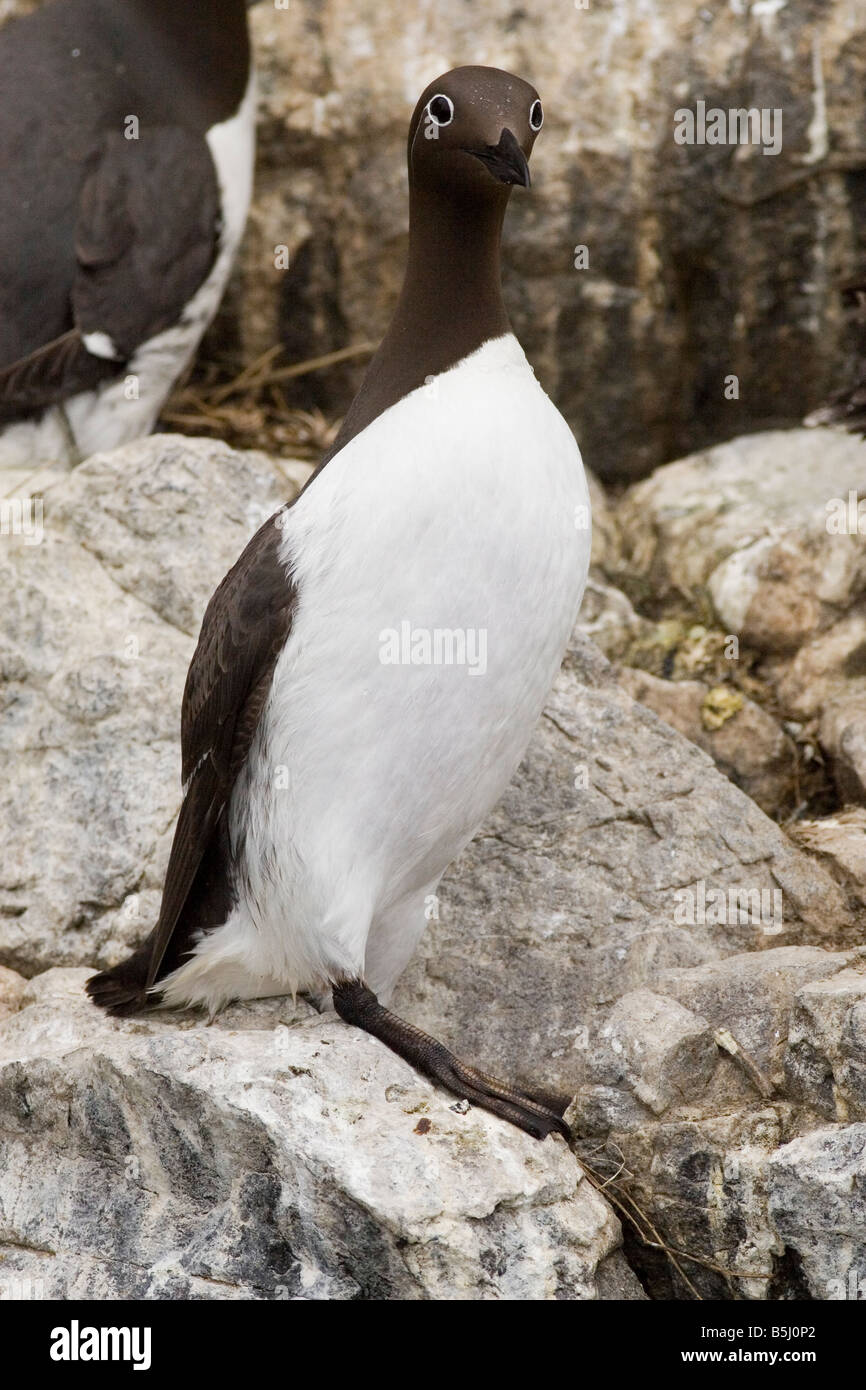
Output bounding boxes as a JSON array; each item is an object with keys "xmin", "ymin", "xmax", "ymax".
[
  {"xmin": 0, "ymin": 74, "xmax": 257, "ymax": 492},
  {"xmin": 160, "ymin": 335, "xmax": 591, "ymax": 1013}
]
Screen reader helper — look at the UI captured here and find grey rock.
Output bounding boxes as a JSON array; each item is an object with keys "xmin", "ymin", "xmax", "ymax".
[
  {"xmin": 789, "ymin": 811, "xmax": 866, "ymax": 909},
  {"xmin": 576, "ymin": 576, "xmax": 652, "ymax": 662},
  {"xmin": 0, "ymin": 969, "xmax": 623, "ymax": 1301},
  {"xmin": 576, "ymin": 988, "xmax": 718, "ymax": 1121},
  {"xmin": 46, "ymin": 436, "xmax": 313, "ymax": 637},
  {"xmin": 618, "ymin": 430, "xmax": 866, "ymax": 651},
  {"xmin": 786, "ymin": 963, "xmax": 866, "ymax": 1122},
  {"xmin": 594, "ymin": 1250, "xmax": 648, "ymax": 1301},
  {"xmin": 767, "ymin": 1126, "xmax": 866, "ymax": 1302},
  {"xmin": 617, "ymin": 667, "xmax": 797, "ymax": 816},
  {"xmin": 661, "ymin": 947, "xmax": 852, "ymax": 1079},
  {"xmin": 820, "ymin": 688, "xmax": 866, "ymax": 806},
  {"xmin": 770, "ymin": 611, "xmax": 866, "ymax": 721},
  {"xmin": 563, "ymin": 947, "xmax": 866, "ymax": 1298}
]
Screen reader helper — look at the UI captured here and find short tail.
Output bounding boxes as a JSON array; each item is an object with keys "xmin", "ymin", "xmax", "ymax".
[{"xmin": 85, "ymin": 942, "xmax": 160, "ymax": 1018}]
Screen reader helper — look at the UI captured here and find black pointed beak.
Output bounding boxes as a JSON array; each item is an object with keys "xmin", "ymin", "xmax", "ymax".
[{"xmin": 464, "ymin": 128, "xmax": 531, "ymax": 188}]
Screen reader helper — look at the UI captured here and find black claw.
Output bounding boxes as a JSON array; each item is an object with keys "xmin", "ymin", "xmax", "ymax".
[{"xmin": 85, "ymin": 968, "xmax": 153, "ymax": 1017}]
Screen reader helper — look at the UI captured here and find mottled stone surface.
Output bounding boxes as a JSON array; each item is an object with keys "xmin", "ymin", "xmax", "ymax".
[
  {"xmin": 565, "ymin": 948, "xmax": 866, "ymax": 1299},
  {"xmin": 618, "ymin": 429, "xmax": 866, "ymax": 650},
  {"xmin": 575, "ymin": 575, "xmax": 651, "ymax": 662},
  {"xmin": 790, "ymin": 811, "xmax": 866, "ymax": 910},
  {"xmin": 573, "ymin": 988, "xmax": 719, "ymax": 1120},
  {"xmin": 820, "ymin": 688, "xmax": 866, "ymax": 807},
  {"xmin": 618, "ymin": 666, "xmax": 796, "ymax": 815},
  {"xmin": 786, "ymin": 964, "xmax": 866, "ymax": 1122},
  {"xmin": 0, "ymin": 969, "xmax": 628, "ymax": 1301},
  {"xmin": 661, "ymin": 946, "xmax": 852, "ymax": 1079},
  {"xmin": 771, "ymin": 612, "xmax": 866, "ymax": 722},
  {"xmin": 767, "ymin": 1125, "xmax": 866, "ymax": 1302}
]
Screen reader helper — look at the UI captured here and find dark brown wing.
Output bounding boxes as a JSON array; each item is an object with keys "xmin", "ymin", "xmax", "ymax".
[
  {"xmin": 145, "ymin": 511, "xmax": 297, "ymax": 987},
  {"xmin": 73, "ymin": 126, "xmax": 221, "ymax": 358},
  {"xmin": 0, "ymin": 331, "xmax": 117, "ymax": 420},
  {"xmin": 0, "ymin": 125, "xmax": 219, "ymax": 420}
]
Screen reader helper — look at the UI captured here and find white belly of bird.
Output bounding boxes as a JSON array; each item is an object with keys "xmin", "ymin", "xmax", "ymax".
[
  {"xmin": 160, "ymin": 335, "xmax": 591, "ymax": 1013},
  {"xmin": 0, "ymin": 75, "xmax": 256, "ymax": 492}
]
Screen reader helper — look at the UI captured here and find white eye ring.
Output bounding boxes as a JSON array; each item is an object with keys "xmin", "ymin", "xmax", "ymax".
[
  {"xmin": 529, "ymin": 99, "xmax": 544, "ymax": 131},
  {"xmin": 427, "ymin": 93, "xmax": 455, "ymax": 127}
]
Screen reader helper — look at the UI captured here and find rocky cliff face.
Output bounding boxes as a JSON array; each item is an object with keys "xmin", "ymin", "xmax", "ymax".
[
  {"xmin": 1, "ymin": 430, "xmax": 864, "ymax": 1300},
  {"xmin": 4, "ymin": 0, "xmax": 865, "ymax": 479},
  {"xmin": 1, "ymin": 0, "xmax": 865, "ymax": 1303},
  {"xmin": 240, "ymin": 0, "xmax": 866, "ymax": 480}
]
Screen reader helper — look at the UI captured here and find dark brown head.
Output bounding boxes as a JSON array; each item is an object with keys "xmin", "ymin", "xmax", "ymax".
[
  {"xmin": 407, "ymin": 65, "xmax": 543, "ymax": 203},
  {"xmin": 319, "ymin": 67, "xmax": 542, "ymax": 465}
]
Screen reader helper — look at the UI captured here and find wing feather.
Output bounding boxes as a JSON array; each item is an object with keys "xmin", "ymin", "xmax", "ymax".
[
  {"xmin": 0, "ymin": 126, "xmax": 220, "ymax": 419},
  {"xmin": 146, "ymin": 512, "xmax": 297, "ymax": 986}
]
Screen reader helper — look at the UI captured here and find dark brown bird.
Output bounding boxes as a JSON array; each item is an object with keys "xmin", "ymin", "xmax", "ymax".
[{"xmin": 0, "ymin": 0, "xmax": 255, "ymax": 471}]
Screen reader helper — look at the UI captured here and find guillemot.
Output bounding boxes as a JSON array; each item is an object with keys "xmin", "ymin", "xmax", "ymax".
[
  {"xmin": 87, "ymin": 66, "xmax": 592, "ymax": 1141},
  {"xmin": 0, "ymin": 0, "xmax": 256, "ymax": 475}
]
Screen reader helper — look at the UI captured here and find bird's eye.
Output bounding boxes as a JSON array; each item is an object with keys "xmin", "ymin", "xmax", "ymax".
[
  {"xmin": 427, "ymin": 94, "xmax": 455, "ymax": 127},
  {"xmin": 529, "ymin": 99, "xmax": 544, "ymax": 131}
]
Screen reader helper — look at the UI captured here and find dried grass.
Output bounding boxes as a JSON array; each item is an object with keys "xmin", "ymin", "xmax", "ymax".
[
  {"xmin": 575, "ymin": 1140, "xmax": 775, "ymax": 1301},
  {"xmin": 159, "ymin": 341, "xmax": 375, "ymax": 458}
]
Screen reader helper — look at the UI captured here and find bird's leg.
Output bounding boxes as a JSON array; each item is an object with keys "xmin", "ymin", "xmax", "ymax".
[
  {"xmin": 332, "ymin": 979, "xmax": 570, "ymax": 1141},
  {"xmin": 58, "ymin": 404, "xmax": 84, "ymax": 466}
]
